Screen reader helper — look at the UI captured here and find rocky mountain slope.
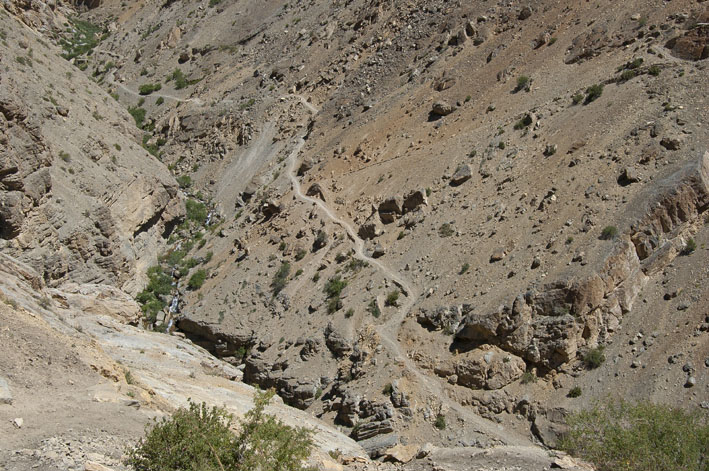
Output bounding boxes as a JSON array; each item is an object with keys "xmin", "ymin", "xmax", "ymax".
[{"xmin": 1, "ymin": 0, "xmax": 708, "ymax": 469}]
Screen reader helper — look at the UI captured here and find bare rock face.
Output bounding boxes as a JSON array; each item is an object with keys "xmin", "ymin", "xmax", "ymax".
[
  {"xmin": 458, "ymin": 152, "xmax": 709, "ymax": 369},
  {"xmin": 665, "ymin": 17, "xmax": 709, "ymax": 61},
  {"xmin": 453, "ymin": 345, "xmax": 525, "ymax": 390},
  {"xmin": 0, "ymin": 27, "xmax": 184, "ymax": 292}
]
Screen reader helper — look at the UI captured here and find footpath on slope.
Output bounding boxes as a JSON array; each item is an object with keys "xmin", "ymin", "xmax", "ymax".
[{"xmin": 284, "ymin": 99, "xmax": 535, "ymax": 448}]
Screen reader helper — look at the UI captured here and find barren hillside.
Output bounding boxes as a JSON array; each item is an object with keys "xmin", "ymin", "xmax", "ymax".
[{"xmin": 1, "ymin": 0, "xmax": 708, "ymax": 469}]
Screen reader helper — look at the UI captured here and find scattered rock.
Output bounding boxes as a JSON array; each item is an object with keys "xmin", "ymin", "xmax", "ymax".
[
  {"xmin": 660, "ymin": 137, "xmax": 681, "ymax": 150},
  {"xmin": 453, "ymin": 345, "xmax": 525, "ymax": 390},
  {"xmin": 450, "ymin": 164, "xmax": 472, "ymax": 185},
  {"xmin": 490, "ymin": 248, "xmax": 506, "ymax": 262},
  {"xmin": 685, "ymin": 376, "xmax": 696, "ymax": 388},
  {"xmin": 431, "ymin": 101, "xmax": 456, "ymax": 117},
  {"xmin": 403, "ymin": 189, "xmax": 427, "ymax": 213},
  {"xmin": 0, "ymin": 377, "xmax": 12, "ymax": 405},
  {"xmin": 518, "ymin": 6, "xmax": 533, "ymax": 20},
  {"xmin": 13, "ymin": 417, "xmax": 23, "ymax": 428},
  {"xmin": 619, "ymin": 166, "xmax": 640, "ymax": 185},
  {"xmin": 382, "ymin": 444, "xmax": 418, "ymax": 463}
]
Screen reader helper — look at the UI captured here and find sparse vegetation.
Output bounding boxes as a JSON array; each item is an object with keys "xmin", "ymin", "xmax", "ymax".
[
  {"xmin": 136, "ymin": 266, "xmax": 173, "ymax": 322},
  {"xmin": 434, "ymin": 414, "xmax": 446, "ymax": 430},
  {"xmin": 561, "ymin": 400, "xmax": 709, "ymax": 471},
  {"xmin": 438, "ymin": 223, "xmax": 454, "ymax": 238},
  {"xmin": 572, "ymin": 93, "xmax": 584, "ymax": 105},
  {"xmin": 169, "ymin": 68, "xmax": 188, "ymax": 89},
  {"xmin": 186, "ymin": 199, "xmax": 208, "ymax": 224},
  {"xmin": 459, "ymin": 263, "xmax": 470, "ymax": 275},
  {"xmin": 128, "ymin": 106, "xmax": 146, "ymax": 128},
  {"xmin": 271, "ymin": 262, "xmax": 291, "ymax": 296},
  {"xmin": 139, "ymin": 83, "xmax": 162, "ymax": 95},
  {"xmin": 60, "ymin": 18, "xmax": 107, "ymax": 61},
  {"xmin": 521, "ymin": 371, "xmax": 536, "ymax": 384},
  {"xmin": 155, "ymin": 96, "xmax": 164, "ymax": 106},
  {"xmin": 585, "ymin": 84, "xmax": 604, "ymax": 104},
  {"xmin": 514, "ymin": 114, "xmax": 533, "ymax": 130},
  {"xmin": 187, "ymin": 269, "xmax": 207, "ymax": 290},
  {"xmin": 600, "ymin": 225, "xmax": 619, "ymax": 240},
  {"xmin": 583, "ymin": 346, "xmax": 606, "ymax": 369},
  {"xmin": 367, "ymin": 299, "xmax": 381, "ymax": 318},
  {"xmin": 176, "ymin": 175, "xmax": 192, "ymax": 189},
  {"xmin": 125, "ymin": 391, "xmax": 314, "ymax": 471},
  {"xmin": 385, "ymin": 290, "xmax": 399, "ymax": 307},
  {"xmin": 382, "ymin": 383, "xmax": 393, "ymax": 395},
  {"xmin": 515, "ymin": 75, "xmax": 530, "ymax": 92},
  {"xmin": 59, "ymin": 151, "xmax": 71, "ymax": 162},
  {"xmin": 295, "ymin": 249, "xmax": 307, "ymax": 261},
  {"xmin": 682, "ymin": 237, "xmax": 697, "ymax": 255},
  {"xmin": 648, "ymin": 65, "xmax": 661, "ymax": 77},
  {"xmin": 567, "ymin": 386, "xmax": 582, "ymax": 398}
]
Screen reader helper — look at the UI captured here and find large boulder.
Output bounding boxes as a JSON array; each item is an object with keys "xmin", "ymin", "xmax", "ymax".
[
  {"xmin": 431, "ymin": 101, "xmax": 456, "ymax": 117},
  {"xmin": 453, "ymin": 345, "xmax": 525, "ymax": 390}
]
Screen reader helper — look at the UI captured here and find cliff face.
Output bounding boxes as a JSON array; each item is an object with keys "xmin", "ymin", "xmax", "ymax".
[{"xmin": 1, "ymin": 4, "xmax": 184, "ymax": 292}]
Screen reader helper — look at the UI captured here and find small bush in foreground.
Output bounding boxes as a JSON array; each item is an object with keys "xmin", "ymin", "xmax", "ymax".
[
  {"xmin": 126, "ymin": 390, "xmax": 315, "ymax": 471},
  {"xmin": 561, "ymin": 400, "xmax": 709, "ymax": 471}
]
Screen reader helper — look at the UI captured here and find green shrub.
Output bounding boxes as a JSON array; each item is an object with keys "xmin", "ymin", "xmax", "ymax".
[
  {"xmin": 568, "ymin": 386, "xmax": 582, "ymax": 398},
  {"xmin": 176, "ymin": 175, "xmax": 192, "ymax": 189},
  {"xmin": 572, "ymin": 93, "xmax": 584, "ymax": 105},
  {"xmin": 156, "ymin": 96, "xmax": 164, "ymax": 105},
  {"xmin": 186, "ymin": 199, "xmax": 208, "ymax": 224},
  {"xmin": 438, "ymin": 223, "xmax": 454, "ymax": 238},
  {"xmin": 620, "ymin": 69, "xmax": 636, "ymax": 82},
  {"xmin": 271, "ymin": 262, "xmax": 291, "ymax": 296},
  {"xmin": 382, "ymin": 383, "xmax": 393, "ymax": 395},
  {"xmin": 648, "ymin": 65, "xmax": 661, "ymax": 76},
  {"xmin": 600, "ymin": 225, "xmax": 618, "ymax": 240},
  {"xmin": 585, "ymin": 84, "xmax": 604, "ymax": 104},
  {"xmin": 139, "ymin": 83, "xmax": 162, "ymax": 95},
  {"xmin": 682, "ymin": 238, "xmax": 697, "ymax": 255},
  {"xmin": 125, "ymin": 391, "xmax": 314, "ymax": 471},
  {"xmin": 324, "ymin": 276, "xmax": 347, "ymax": 299},
  {"xmin": 128, "ymin": 106, "xmax": 146, "ymax": 128},
  {"xmin": 434, "ymin": 414, "xmax": 446, "ymax": 430},
  {"xmin": 344, "ymin": 308, "xmax": 354, "ymax": 318},
  {"xmin": 367, "ymin": 299, "xmax": 381, "ymax": 318},
  {"xmin": 514, "ymin": 114, "xmax": 533, "ymax": 130},
  {"xmin": 170, "ymin": 68, "xmax": 188, "ymax": 89},
  {"xmin": 327, "ymin": 297, "xmax": 342, "ymax": 314},
  {"xmin": 385, "ymin": 290, "xmax": 399, "ymax": 307},
  {"xmin": 583, "ymin": 346, "xmax": 606, "ymax": 369},
  {"xmin": 561, "ymin": 400, "xmax": 709, "ymax": 471},
  {"xmin": 516, "ymin": 75, "xmax": 530, "ymax": 92},
  {"xmin": 188, "ymin": 269, "xmax": 207, "ymax": 290},
  {"xmin": 521, "ymin": 371, "xmax": 536, "ymax": 384},
  {"xmin": 295, "ymin": 249, "xmax": 307, "ymax": 261},
  {"xmin": 459, "ymin": 263, "xmax": 470, "ymax": 275}
]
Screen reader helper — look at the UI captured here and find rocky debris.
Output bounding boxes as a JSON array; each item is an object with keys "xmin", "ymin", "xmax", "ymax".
[
  {"xmin": 431, "ymin": 101, "xmax": 456, "ymax": 117},
  {"xmin": 417, "ymin": 305, "xmax": 464, "ymax": 333},
  {"xmin": 457, "ymin": 152, "xmax": 709, "ymax": 369},
  {"xmin": 660, "ymin": 137, "xmax": 681, "ymax": 150},
  {"xmin": 489, "ymin": 248, "xmax": 507, "ymax": 262},
  {"xmin": 261, "ymin": 199, "xmax": 283, "ymax": 219},
  {"xmin": 306, "ymin": 183, "xmax": 326, "ymax": 201},
  {"xmin": 618, "ymin": 166, "xmax": 640, "ymax": 185},
  {"xmin": 403, "ymin": 189, "xmax": 428, "ymax": 212},
  {"xmin": 450, "ymin": 345, "xmax": 526, "ymax": 390},
  {"xmin": 350, "ymin": 419, "xmax": 394, "ymax": 441},
  {"xmin": 388, "ymin": 381, "xmax": 410, "ymax": 409},
  {"xmin": 565, "ymin": 26, "xmax": 609, "ymax": 64},
  {"xmin": 358, "ymin": 218, "xmax": 384, "ymax": 240},
  {"xmin": 531, "ymin": 408, "xmax": 569, "ymax": 448},
  {"xmin": 358, "ymin": 433, "xmax": 398, "ymax": 458},
  {"xmin": 378, "ymin": 196, "xmax": 404, "ymax": 223},
  {"xmin": 297, "ymin": 157, "xmax": 315, "ymax": 176},
  {"xmin": 0, "ymin": 377, "xmax": 12, "ymax": 405},
  {"xmin": 382, "ymin": 443, "xmax": 418, "ymax": 463},
  {"xmin": 450, "ymin": 164, "xmax": 472, "ymax": 186},
  {"xmin": 243, "ymin": 354, "xmax": 321, "ymax": 409},
  {"xmin": 324, "ymin": 323, "xmax": 353, "ymax": 357},
  {"xmin": 371, "ymin": 243, "xmax": 386, "ymax": 258},
  {"xmin": 518, "ymin": 6, "xmax": 533, "ymax": 21},
  {"xmin": 665, "ymin": 17, "xmax": 709, "ymax": 61},
  {"xmin": 177, "ymin": 317, "xmax": 255, "ymax": 358}
]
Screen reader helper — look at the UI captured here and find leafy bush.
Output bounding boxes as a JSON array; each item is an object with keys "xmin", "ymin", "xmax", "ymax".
[
  {"xmin": 572, "ymin": 93, "xmax": 584, "ymax": 105},
  {"xmin": 620, "ymin": 70, "xmax": 636, "ymax": 82},
  {"xmin": 126, "ymin": 391, "xmax": 314, "ymax": 471},
  {"xmin": 513, "ymin": 114, "xmax": 533, "ymax": 130},
  {"xmin": 155, "ymin": 96, "xmax": 164, "ymax": 106},
  {"xmin": 385, "ymin": 290, "xmax": 399, "ymax": 307},
  {"xmin": 585, "ymin": 84, "xmax": 604, "ymax": 104},
  {"xmin": 459, "ymin": 263, "xmax": 470, "ymax": 275},
  {"xmin": 176, "ymin": 175, "xmax": 192, "ymax": 189},
  {"xmin": 186, "ymin": 199, "xmax": 208, "ymax": 224},
  {"xmin": 682, "ymin": 237, "xmax": 697, "ymax": 255},
  {"xmin": 136, "ymin": 266, "xmax": 173, "ymax": 321},
  {"xmin": 295, "ymin": 249, "xmax": 307, "ymax": 261},
  {"xmin": 324, "ymin": 276, "xmax": 347, "ymax": 299},
  {"xmin": 170, "ymin": 68, "xmax": 188, "ymax": 89},
  {"xmin": 188, "ymin": 269, "xmax": 207, "ymax": 290},
  {"xmin": 438, "ymin": 223, "xmax": 454, "ymax": 238},
  {"xmin": 521, "ymin": 371, "xmax": 536, "ymax": 384},
  {"xmin": 583, "ymin": 346, "xmax": 606, "ymax": 369},
  {"xmin": 139, "ymin": 83, "xmax": 162, "ymax": 95},
  {"xmin": 600, "ymin": 225, "xmax": 618, "ymax": 240},
  {"xmin": 367, "ymin": 299, "xmax": 381, "ymax": 318},
  {"xmin": 128, "ymin": 106, "xmax": 146, "ymax": 128},
  {"xmin": 516, "ymin": 75, "xmax": 530, "ymax": 92},
  {"xmin": 271, "ymin": 262, "xmax": 291, "ymax": 296},
  {"xmin": 648, "ymin": 65, "xmax": 661, "ymax": 76},
  {"xmin": 567, "ymin": 386, "xmax": 582, "ymax": 398},
  {"xmin": 561, "ymin": 400, "xmax": 709, "ymax": 471},
  {"xmin": 434, "ymin": 414, "xmax": 446, "ymax": 430}
]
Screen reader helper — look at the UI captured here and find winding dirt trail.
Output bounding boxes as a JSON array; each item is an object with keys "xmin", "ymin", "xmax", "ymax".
[{"xmin": 285, "ymin": 100, "xmax": 532, "ymax": 447}]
